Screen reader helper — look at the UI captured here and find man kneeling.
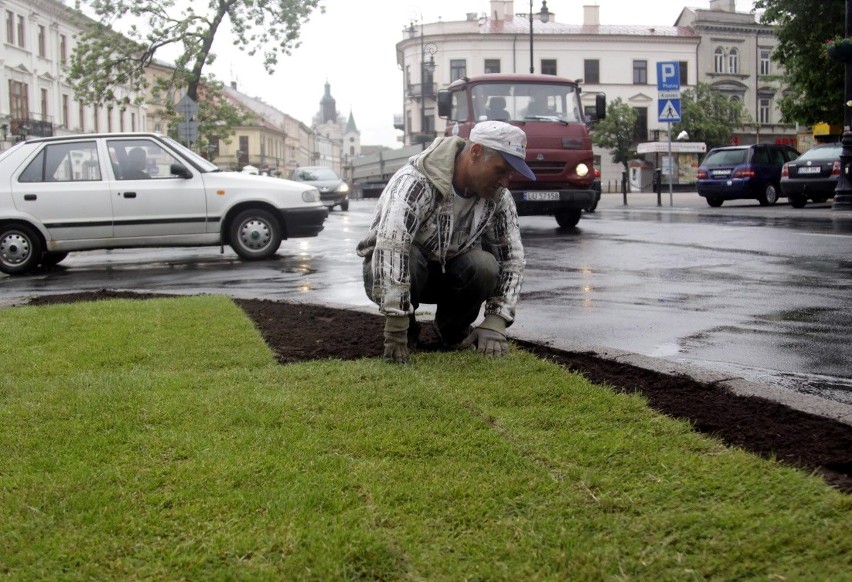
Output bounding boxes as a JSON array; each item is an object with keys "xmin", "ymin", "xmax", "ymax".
[{"xmin": 356, "ymin": 121, "xmax": 532, "ymax": 363}]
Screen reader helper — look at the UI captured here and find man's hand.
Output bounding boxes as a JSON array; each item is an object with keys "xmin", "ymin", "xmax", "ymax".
[
  {"xmin": 383, "ymin": 315, "xmax": 410, "ymax": 363},
  {"xmin": 460, "ymin": 315, "xmax": 509, "ymax": 357}
]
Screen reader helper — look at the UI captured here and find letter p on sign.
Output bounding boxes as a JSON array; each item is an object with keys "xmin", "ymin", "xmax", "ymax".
[{"xmin": 657, "ymin": 62, "xmax": 680, "ymax": 92}]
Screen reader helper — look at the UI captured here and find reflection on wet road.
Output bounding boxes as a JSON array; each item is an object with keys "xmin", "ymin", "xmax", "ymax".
[{"xmin": 2, "ymin": 195, "xmax": 851, "ymax": 405}]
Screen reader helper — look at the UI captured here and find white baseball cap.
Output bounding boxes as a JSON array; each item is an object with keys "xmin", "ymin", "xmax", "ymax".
[{"xmin": 469, "ymin": 120, "xmax": 536, "ymax": 181}]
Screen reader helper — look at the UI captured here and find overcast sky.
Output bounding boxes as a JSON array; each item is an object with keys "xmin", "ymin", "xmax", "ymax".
[{"xmin": 199, "ymin": 0, "xmax": 758, "ymax": 148}]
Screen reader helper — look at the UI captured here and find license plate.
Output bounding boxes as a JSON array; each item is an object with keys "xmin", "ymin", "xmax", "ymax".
[
  {"xmin": 524, "ymin": 191, "xmax": 560, "ymax": 201},
  {"xmin": 711, "ymin": 170, "xmax": 731, "ymax": 177},
  {"xmin": 798, "ymin": 166, "xmax": 821, "ymax": 174}
]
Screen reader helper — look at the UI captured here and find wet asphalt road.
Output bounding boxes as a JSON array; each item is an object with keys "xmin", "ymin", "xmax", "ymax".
[{"xmin": 2, "ymin": 191, "xmax": 851, "ymax": 407}]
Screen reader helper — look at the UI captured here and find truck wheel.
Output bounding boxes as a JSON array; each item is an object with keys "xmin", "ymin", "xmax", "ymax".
[
  {"xmin": 758, "ymin": 183, "xmax": 779, "ymax": 206},
  {"xmin": 229, "ymin": 208, "xmax": 282, "ymax": 260},
  {"xmin": 706, "ymin": 197, "xmax": 724, "ymax": 207},
  {"xmin": 555, "ymin": 209, "xmax": 582, "ymax": 229},
  {"xmin": 41, "ymin": 251, "xmax": 69, "ymax": 267},
  {"xmin": 0, "ymin": 223, "xmax": 44, "ymax": 275},
  {"xmin": 789, "ymin": 195, "xmax": 807, "ymax": 209}
]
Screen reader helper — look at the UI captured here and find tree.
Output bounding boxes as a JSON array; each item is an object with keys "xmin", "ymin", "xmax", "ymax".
[
  {"xmin": 672, "ymin": 82, "xmax": 746, "ymax": 150},
  {"xmin": 69, "ymin": 0, "xmax": 322, "ymax": 143},
  {"xmin": 591, "ymin": 98, "xmax": 639, "ymax": 177},
  {"xmin": 754, "ymin": 0, "xmax": 844, "ymax": 125}
]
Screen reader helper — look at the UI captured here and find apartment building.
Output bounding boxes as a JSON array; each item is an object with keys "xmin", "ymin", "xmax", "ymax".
[
  {"xmin": 0, "ymin": 0, "xmax": 147, "ymax": 150},
  {"xmin": 396, "ymin": 0, "xmax": 796, "ymax": 179}
]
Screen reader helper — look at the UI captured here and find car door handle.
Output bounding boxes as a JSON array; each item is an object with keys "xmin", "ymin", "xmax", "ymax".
[
  {"xmin": 23, "ymin": 194, "xmax": 37, "ymax": 201},
  {"xmin": 122, "ymin": 192, "xmax": 137, "ymax": 198}
]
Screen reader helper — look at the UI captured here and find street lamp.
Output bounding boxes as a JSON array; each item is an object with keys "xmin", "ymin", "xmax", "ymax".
[
  {"xmin": 529, "ymin": 0, "xmax": 550, "ymax": 74},
  {"xmin": 406, "ymin": 20, "xmax": 437, "ymax": 145}
]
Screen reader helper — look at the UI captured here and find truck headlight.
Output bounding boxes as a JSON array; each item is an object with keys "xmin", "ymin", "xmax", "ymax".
[
  {"xmin": 302, "ymin": 188, "xmax": 320, "ymax": 203},
  {"xmin": 576, "ymin": 163, "xmax": 590, "ymax": 177}
]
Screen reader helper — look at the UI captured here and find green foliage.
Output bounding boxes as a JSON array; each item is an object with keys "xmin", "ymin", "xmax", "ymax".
[
  {"xmin": 69, "ymin": 0, "xmax": 321, "ymax": 142},
  {"xmin": 1, "ymin": 297, "xmax": 850, "ymax": 578},
  {"xmin": 755, "ymin": 0, "xmax": 845, "ymax": 125},
  {"xmin": 673, "ymin": 82, "xmax": 746, "ymax": 150},
  {"xmin": 591, "ymin": 98, "xmax": 639, "ymax": 172}
]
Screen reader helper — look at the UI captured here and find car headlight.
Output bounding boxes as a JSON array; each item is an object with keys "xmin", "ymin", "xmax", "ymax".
[
  {"xmin": 576, "ymin": 163, "xmax": 590, "ymax": 178},
  {"xmin": 302, "ymin": 188, "xmax": 320, "ymax": 203},
  {"xmin": 335, "ymin": 182, "xmax": 350, "ymax": 194}
]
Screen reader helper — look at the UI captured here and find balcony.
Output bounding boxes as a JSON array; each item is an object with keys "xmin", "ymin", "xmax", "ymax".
[
  {"xmin": 407, "ymin": 83, "xmax": 437, "ymax": 100},
  {"xmin": 393, "ymin": 114, "xmax": 405, "ymax": 131},
  {"xmin": 8, "ymin": 116, "xmax": 54, "ymax": 139}
]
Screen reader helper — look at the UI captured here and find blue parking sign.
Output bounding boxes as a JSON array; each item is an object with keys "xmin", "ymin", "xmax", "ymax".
[{"xmin": 657, "ymin": 62, "xmax": 680, "ymax": 92}]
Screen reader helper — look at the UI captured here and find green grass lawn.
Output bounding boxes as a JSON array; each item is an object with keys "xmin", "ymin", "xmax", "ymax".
[{"xmin": 0, "ymin": 296, "xmax": 849, "ymax": 580}]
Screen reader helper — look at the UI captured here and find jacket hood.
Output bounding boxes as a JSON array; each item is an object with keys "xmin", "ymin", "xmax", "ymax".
[{"xmin": 410, "ymin": 136, "xmax": 466, "ymax": 199}]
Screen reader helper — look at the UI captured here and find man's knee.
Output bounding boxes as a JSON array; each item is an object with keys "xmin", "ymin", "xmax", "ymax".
[{"xmin": 449, "ymin": 250, "xmax": 498, "ymax": 292}]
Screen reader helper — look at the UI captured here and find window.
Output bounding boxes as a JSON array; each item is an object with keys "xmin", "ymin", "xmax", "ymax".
[
  {"xmin": 759, "ymin": 97, "xmax": 771, "ymax": 124},
  {"xmin": 541, "ymin": 59, "xmax": 557, "ymax": 76},
  {"xmin": 16, "ymin": 14, "xmax": 24, "ymax": 48},
  {"xmin": 9, "ymin": 80, "xmax": 29, "ymax": 122},
  {"xmin": 60, "ymin": 35, "xmax": 67, "ymax": 64},
  {"xmin": 714, "ymin": 47, "xmax": 724, "ymax": 73},
  {"xmin": 119, "ymin": 109, "xmax": 125, "ymax": 132},
  {"xmin": 38, "ymin": 25, "xmax": 46, "ymax": 57},
  {"xmin": 5, "ymin": 11, "xmax": 12, "ymax": 44},
  {"xmin": 19, "ymin": 142, "xmax": 101, "ymax": 183},
  {"xmin": 760, "ymin": 48, "xmax": 771, "ymax": 75},
  {"xmin": 41, "ymin": 88, "xmax": 48, "ymax": 118},
  {"xmin": 62, "ymin": 95, "xmax": 69, "ymax": 127},
  {"xmin": 728, "ymin": 48, "xmax": 739, "ymax": 74},
  {"xmin": 484, "ymin": 59, "xmax": 501, "ymax": 74},
  {"xmin": 450, "ymin": 59, "xmax": 466, "ymax": 81},
  {"xmin": 633, "ymin": 60, "xmax": 647, "ymax": 84},
  {"xmin": 131, "ymin": 112, "xmax": 136, "ymax": 132},
  {"xmin": 633, "ymin": 107, "xmax": 648, "ymax": 142},
  {"xmin": 584, "ymin": 59, "xmax": 600, "ymax": 84},
  {"xmin": 239, "ymin": 135, "xmax": 249, "ymax": 164},
  {"xmin": 107, "ymin": 107, "xmax": 113, "ymax": 133},
  {"xmin": 93, "ymin": 104, "xmax": 99, "ymax": 132},
  {"xmin": 450, "ymin": 89, "xmax": 469, "ymax": 122},
  {"xmin": 108, "ymin": 139, "xmax": 181, "ymax": 181},
  {"xmin": 679, "ymin": 61, "xmax": 688, "ymax": 85},
  {"xmin": 78, "ymin": 103, "xmax": 85, "ymax": 132}
]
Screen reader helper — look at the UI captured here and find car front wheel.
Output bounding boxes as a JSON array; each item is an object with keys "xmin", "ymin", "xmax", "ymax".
[
  {"xmin": 0, "ymin": 223, "xmax": 44, "ymax": 275},
  {"xmin": 339, "ymin": 199, "xmax": 349, "ymax": 211},
  {"xmin": 229, "ymin": 208, "xmax": 282, "ymax": 260},
  {"xmin": 758, "ymin": 183, "xmax": 779, "ymax": 206},
  {"xmin": 555, "ymin": 209, "xmax": 582, "ymax": 229}
]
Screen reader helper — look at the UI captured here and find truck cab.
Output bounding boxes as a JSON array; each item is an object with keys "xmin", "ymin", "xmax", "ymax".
[{"xmin": 438, "ymin": 74, "xmax": 605, "ymax": 228}]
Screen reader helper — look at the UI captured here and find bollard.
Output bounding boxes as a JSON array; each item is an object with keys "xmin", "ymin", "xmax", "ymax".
[
  {"xmin": 621, "ymin": 171, "xmax": 628, "ymax": 205},
  {"xmin": 654, "ymin": 169, "xmax": 663, "ymax": 206}
]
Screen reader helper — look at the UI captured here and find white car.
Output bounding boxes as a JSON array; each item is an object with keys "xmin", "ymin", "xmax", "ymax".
[{"xmin": 0, "ymin": 133, "xmax": 328, "ymax": 275}]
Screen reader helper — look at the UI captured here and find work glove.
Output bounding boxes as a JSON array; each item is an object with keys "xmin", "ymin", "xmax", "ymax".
[
  {"xmin": 460, "ymin": 315, "xmax": 509, "ymax": 357},
  {"xmin": 383, "ymin": 315, "xmax": 411, "ymax": 364}
]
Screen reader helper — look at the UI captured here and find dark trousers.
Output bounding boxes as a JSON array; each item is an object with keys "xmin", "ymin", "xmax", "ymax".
[{"xmin": 364, "ymin": 245, "xmax": 499, "ymax": 344}]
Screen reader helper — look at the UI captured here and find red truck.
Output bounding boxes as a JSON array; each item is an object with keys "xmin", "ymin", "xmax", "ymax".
[{"xmin": 437, "ymin": 73, "xmax": 605, "ymax": 228}]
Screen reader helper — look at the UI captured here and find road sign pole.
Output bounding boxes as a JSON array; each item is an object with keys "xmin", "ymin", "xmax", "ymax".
[{"xmin": 668, "ymin": 123, "xmax": 673, "ymax": 206}]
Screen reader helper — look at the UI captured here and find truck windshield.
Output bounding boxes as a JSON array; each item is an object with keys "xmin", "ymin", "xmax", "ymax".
[{"xmin": 472, "ymin": 83, "xmax": 582, "ymax": 123}]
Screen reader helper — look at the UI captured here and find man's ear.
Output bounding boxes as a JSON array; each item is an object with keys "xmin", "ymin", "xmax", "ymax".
[{"xmin": 470, "ymin": 143, "xmax": 485, "ymax": 160}]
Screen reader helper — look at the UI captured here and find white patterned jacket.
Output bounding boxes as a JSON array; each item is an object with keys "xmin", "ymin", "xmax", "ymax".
[{"xmin": 355, "ymin": 136, "xmax": 525, "ymax": 325}]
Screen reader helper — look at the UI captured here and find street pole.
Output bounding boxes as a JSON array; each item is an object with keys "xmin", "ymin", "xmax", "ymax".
[
  {"xmin": 420, "ymin": 21, "xmax": 426, "ymax": 142},
  {"xmin": 529, "ymin": 0, "xmax": 534, "ymax": 74},
  {"xmin": 668, "ymin": 123, "xmax": 673, "ymax": 206},
  {"xmin": 834, "ymin": 0, "xmax": 852, "ymax": 210}
]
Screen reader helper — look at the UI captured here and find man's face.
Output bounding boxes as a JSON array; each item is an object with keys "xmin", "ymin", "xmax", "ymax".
[{"xmin": 470, "ymin": 145, "xmax": 512, "ymax": 199}]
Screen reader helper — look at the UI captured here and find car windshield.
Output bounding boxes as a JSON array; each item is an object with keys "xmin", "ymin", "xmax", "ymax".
[
  {"xmin": 294, "ymin": 167, "xmax": 340, "ymax": 181},
  {"xmin": 471, "ymin": 83, "xmax": 583, "ymax": 123},
  {"xmin": 161, "ymin": 136, "xmax": 219, "ymax": 172},
  {"xmin": 703, "ymin": 149, "xmax": 748, "ymax": 166},
  {"xmin": 798, "ymin": 144, "xmax": 842, "ymax": 161}
]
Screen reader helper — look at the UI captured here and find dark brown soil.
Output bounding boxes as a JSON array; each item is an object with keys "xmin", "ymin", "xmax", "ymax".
[{"xmin": 25, "ymin": 290, "xmax": 852, "ymax": 494}]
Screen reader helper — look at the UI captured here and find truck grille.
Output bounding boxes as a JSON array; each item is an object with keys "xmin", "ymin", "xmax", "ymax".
[{"xmin": 528, "ymin": 161, "xmax": 565, "ymax": 175}]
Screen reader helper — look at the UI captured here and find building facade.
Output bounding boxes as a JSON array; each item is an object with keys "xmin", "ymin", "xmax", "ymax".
[
  {"xmin": 395, "ymin": 0, "xmax": 796, "ymax": 180},
  {"xmin": 0, "ymin": 0, "xmax": 147, "ymax": 151}
]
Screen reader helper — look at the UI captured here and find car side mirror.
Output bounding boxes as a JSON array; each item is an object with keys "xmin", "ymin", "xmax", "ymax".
[{"xmin": 170, "ymin": 163, "xmax": 191, "ymax": 179}]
